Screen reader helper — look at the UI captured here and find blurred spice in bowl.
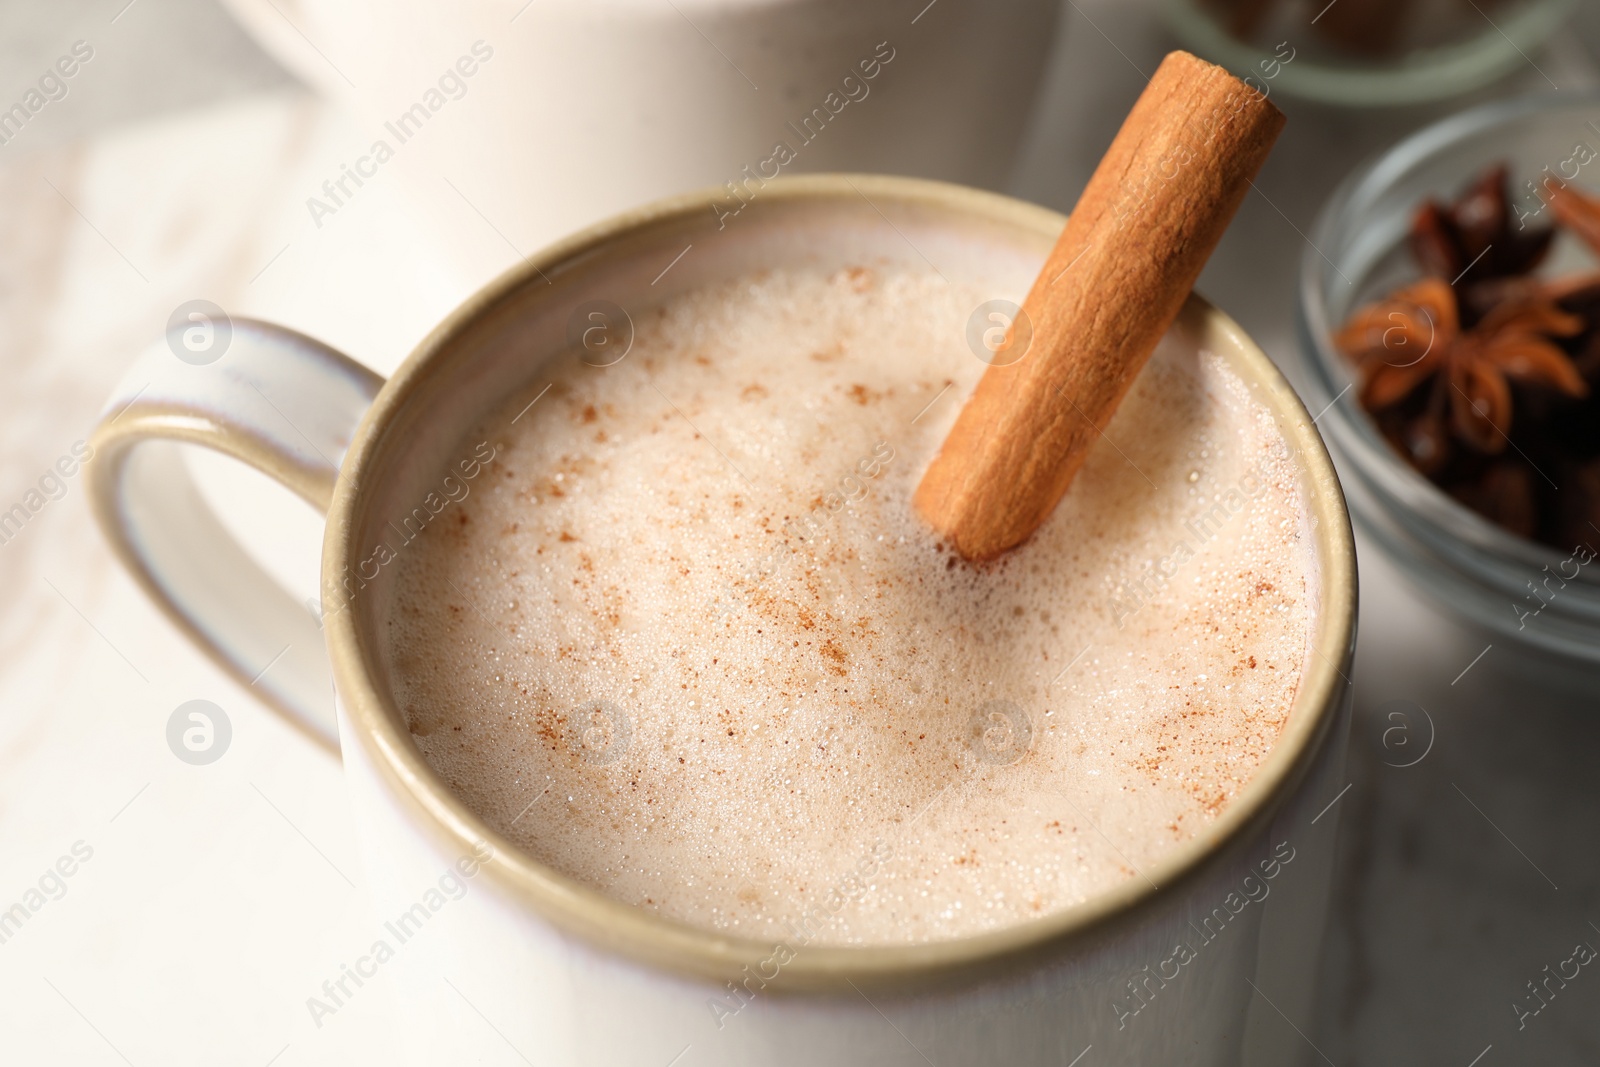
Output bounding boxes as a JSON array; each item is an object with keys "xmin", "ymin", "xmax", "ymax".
[
  {"xmin": 1164, "ymin": 0, "xmax": 1575, "ymax": 106},
  {"xmin": 1300, "ymin": 95, "xmax": 1600, "ymax": 665}
]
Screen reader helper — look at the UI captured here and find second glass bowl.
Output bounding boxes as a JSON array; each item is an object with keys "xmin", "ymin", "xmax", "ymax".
[{"xmin": 1165, "ymin": 0, "xmax": 1576, "ymax": 107}]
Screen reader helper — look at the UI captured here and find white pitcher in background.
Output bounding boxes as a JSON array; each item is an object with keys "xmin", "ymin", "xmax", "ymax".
[{"xmin": 219, "ymin": 0, "xmax": 1061, "ymax": 265}]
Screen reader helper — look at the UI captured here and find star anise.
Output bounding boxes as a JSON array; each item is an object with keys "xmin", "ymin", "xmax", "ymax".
[
  {"xmin": 1200, "ymin": 0, "xmax": 1516, "ymax": 54},
  {"xmin": 1338, "ymin": 162, "xmax": 1600, "ymax": 549},
  {"xmin": 1336, "ymin": 278, "xmax": 1456, "ymax": 406},
  {"xmin": 1545, "ymin": 271, "xmax": 1600, "ymax": 382},
  {"xmin": 1450, "ymin": 461, "xmax": 1538, "ymax": 540},
  {"xmin": 1336, "ymin": 276, "xmax": 1587, "ymax": 468},
  {"xmin": 1201, "ymin": 0, "xmax": 1277, "ymax": 39},
  {"xmin": 1409, "ymin": 164, "xmax": 1555, "ymax": 293},
  {"xmin": 1547, "ymin": 180, "xmax": 1600, "ymax": 259},
  {"xmin": 1458, "ymin": 267, "xmax": 1600, "ymax": 330},
  {"xmin": 1315, "ymin": 0, "xmax": 1406, "ymax": 55},
  {"xmin": 1550, "ymin": 456, "xmax": 1600, "ymax": 551}
]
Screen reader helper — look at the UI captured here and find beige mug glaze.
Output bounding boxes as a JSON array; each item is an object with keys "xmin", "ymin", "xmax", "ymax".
[{"xmin": 90, "ymin": 176, "xmax": 1356, "ymax": 1065}]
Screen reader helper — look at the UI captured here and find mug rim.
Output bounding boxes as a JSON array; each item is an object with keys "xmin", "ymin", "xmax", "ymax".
[{"xmin": 323, "ymin": 173, "xmax": 1357, "ymax": 991}]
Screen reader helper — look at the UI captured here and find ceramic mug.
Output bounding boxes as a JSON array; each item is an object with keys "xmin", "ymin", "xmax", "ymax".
[
  {"xmin": 218, "ymin": 0, "xmax": 1061, "ymax": 263},
  {"xmin": 89, "ymin": 176, "xmax": 1355, "ymax": 1065}
]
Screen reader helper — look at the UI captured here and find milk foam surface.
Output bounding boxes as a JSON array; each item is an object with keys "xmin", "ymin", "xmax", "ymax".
[{"xmin": 383, "ymin": 265, "xmax": 1314, "ymax": 945}]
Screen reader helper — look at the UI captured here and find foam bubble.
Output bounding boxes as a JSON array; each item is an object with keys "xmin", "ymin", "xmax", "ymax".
[{"xmin": 384, "ymin": 265, "xmax": 1312, "ymax": 945}]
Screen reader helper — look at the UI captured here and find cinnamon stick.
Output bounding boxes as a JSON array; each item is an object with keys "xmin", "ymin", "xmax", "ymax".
[{"xmin": 914, "ymin": 51, "xmax": 1284, "ymax": 560}]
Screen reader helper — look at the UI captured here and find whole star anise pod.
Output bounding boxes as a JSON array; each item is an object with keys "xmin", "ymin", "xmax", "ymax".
[
  {"xmin": 1550, "ymin": 455, "xmax": 1600, "ymax": 551},
  {"xmin": 1201, "ymin": 0, "xmax": 1277, "ymax": 39},
  {"xmin": 1409, "ymin": 164, "xmax": 1555, "ymax": 292},
  {"xmin": 1450, "ymin": 461, "xmax": 1538, "ymax": 540},
  {"xmin": 1547, "ymin": 180, "xmax": 1600, "ymax": 259},
  {"xmin": 1336, "ymin": 276, "xmax": 1588, "ymax": 468},
  {"xmin": 1315, "ymin": 0, "xmax": 1406, "ymax": 55}
]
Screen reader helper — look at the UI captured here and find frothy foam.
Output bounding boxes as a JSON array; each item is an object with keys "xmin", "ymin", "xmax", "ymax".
[{"xmin": 383, "ymin": 264, "xmax": 1313, "ymax": 945}]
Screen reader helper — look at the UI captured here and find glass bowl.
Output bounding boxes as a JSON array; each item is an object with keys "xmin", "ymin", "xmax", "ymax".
[
  {"xmin": 1298, "ymin": 93, "xmax": 1600, "ymax": 666},
  {"xmin": 1164, "ymin": 0, "xmax": 1576, "ymax": 107}
]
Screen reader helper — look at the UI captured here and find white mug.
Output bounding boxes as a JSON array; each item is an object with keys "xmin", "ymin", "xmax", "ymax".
[
  {"xmin": 218, "ymin": 0, "xmax": 1061, "ymax": 259},
  {"xmin": 89, "ymin": 176, "xmax": 1356, "ymax": 1065}
]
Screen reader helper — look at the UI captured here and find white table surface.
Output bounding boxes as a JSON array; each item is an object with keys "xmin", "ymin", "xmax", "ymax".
[{"xmin": 3, "ymin": 1, "xmax": 1600, "ymax": 1064}]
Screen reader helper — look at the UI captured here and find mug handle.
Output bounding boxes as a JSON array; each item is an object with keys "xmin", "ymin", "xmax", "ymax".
[{"xmin": 88, "ymin": 318, "xmax": 384, "ymax": 753}]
